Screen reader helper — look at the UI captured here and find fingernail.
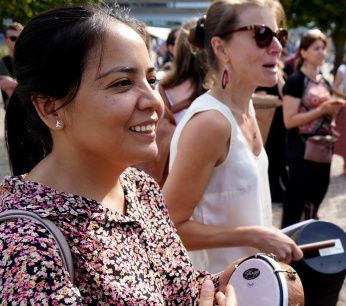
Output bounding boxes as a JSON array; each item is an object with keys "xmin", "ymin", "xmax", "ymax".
[{"xmin": 202, "ymin": 279, "xmax": 214, "ymax": 291}]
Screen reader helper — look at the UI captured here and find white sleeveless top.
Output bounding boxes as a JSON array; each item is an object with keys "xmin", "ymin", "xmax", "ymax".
[{"xmin": 169, "ymin": 93, "xmax": 272, "ymax": 274}]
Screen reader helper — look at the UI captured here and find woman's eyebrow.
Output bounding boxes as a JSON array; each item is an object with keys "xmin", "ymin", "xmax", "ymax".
[
  {"xmin": 148, "ymin": 67, "xmax": 156, "ymax": 74},
  {"xmin": 95, "ymin": 66, "xmax": 138, "ymax": 80}
]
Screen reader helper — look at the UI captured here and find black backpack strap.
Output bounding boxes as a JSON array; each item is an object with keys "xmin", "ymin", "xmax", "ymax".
[{"xmin": 0, "ymin": 209, "xmax": 74, "ymax": 284}]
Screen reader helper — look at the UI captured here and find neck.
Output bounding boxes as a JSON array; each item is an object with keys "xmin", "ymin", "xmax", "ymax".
[
  {"xmin": 26, "ymin": 152, "xmax": 126, "ymax": 214},
  {"xmin": 301, "ymin": 63, "xmax": 319, "ymax": 80},
  {"xmin": 213, "ymin": 84, "xmax": 253, "ymax": 116}
]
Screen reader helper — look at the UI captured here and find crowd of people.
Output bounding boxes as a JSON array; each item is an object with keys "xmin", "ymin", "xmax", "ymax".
[{"xmin": 0, "ymin": 0, "xmax": 345, "ymax": 304}]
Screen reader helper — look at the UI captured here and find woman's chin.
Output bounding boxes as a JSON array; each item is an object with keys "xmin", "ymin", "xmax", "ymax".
[{"xmin": 132, "ymin": 147, "xmax": 158, "ymax": 165}]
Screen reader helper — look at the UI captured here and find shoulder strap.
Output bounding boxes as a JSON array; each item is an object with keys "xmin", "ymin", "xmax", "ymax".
[
  {"xmin": 170, "ymin": 98, "xmax": 193, "ymax": 114},
  {"xmin": 158, "ymin": 84, "xmax": 193, "ymax": 116},
  {"xmin": 158, "ymin": 84, "xmax": 176, "ymax": 125},
  {"xmin": 0, "ymin": 209, "xmax": 74, "ymax": 284}
]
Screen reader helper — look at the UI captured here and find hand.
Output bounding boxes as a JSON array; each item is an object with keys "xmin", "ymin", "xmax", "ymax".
[
  {"xmin": 200, "ymin": 279, "xmax": 238, "ymax": 306},
  {"xmin": 252, "ymin": 226, "xmax": 303, "ymax": 264},
  {"xmin": 319, "ymin": 98, "xmax": 345, "ymax": 116},
  {"xmin": 0, "ymin": 75, "xmax": 18, "ymax": 98}
]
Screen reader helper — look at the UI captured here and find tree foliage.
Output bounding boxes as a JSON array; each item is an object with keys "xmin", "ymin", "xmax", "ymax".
[
  {"xmin": 280, "ymin": 0, "xmax": 346, "ymax": 73},
  {"xmin": 0, "ymin": 0, "xmax": 100, "ymax": 30}
]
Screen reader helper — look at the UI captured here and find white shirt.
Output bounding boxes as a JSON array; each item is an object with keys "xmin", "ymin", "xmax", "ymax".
[{"xmin": 169, "ymin": 93, "xmax": 272, "ymax": 273}]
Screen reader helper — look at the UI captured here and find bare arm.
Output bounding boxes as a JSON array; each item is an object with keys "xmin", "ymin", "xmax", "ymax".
[
  {"xmin": 163, "ymin": 110, "xmax": 230, "ymax": 236},
  {"xmin": 283, "ymin": 94, "xmax": 344, "ymax": 129},
  {"xmin": 0, "ymin": 75, "xmax": 17, "ymax": 98},
  {"xmin": 163, "ymin": 110, "xmax": 303, "ymax": 262}
]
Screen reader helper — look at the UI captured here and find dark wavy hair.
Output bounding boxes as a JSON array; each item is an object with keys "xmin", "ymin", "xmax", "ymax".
[
  {"xmin": 296, "ymin": 29, "xmax": 327, "ymax": 69},
  {"xmin": 5, "ymin": 3, "xmax": 148, "ymax": 175}
]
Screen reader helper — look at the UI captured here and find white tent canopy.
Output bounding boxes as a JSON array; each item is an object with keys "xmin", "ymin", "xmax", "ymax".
[{"xmin": 146, "ymin": 26, "xmax": 171, "ymax": 41}]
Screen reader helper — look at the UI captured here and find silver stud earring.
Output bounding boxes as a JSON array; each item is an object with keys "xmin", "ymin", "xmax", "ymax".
[{"xmin": 55, "ymin": 120, "xmax": 61, "ymax": 128}]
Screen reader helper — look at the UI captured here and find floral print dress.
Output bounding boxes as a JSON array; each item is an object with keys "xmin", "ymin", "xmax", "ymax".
[{"xmin": 0, "ymin": 168, "xmax": 219, "ymax": 305}]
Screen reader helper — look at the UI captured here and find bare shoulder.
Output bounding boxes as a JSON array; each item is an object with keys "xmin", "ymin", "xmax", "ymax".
[{"xmin": 183, "ymin": 109, "xmax": 232, "ymax": 143}]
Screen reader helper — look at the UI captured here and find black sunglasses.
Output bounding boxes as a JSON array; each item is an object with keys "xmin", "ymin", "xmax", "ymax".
[
  {"xmin": 218, "ymin": 24, "xmax": 288, "ymax": 48},
  {"xmin": 6, "ymin": 36, "xmax": 18, "ymax": 42}
]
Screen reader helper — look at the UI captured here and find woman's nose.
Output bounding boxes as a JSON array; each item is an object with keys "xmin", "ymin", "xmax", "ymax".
[
  {"xmin": 269, "ymin": 36, "xmax": 283, "ymax": 54},
  {"xmin": 137, "ymin": 84, "xmax": 164, "ymax": 117}
]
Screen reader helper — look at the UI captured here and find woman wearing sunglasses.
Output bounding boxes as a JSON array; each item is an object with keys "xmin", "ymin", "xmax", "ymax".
[
  {"xmin": 162, "ymin": 0, "xmax": 303, "ymax": 274},
  {"xmin": 281, "ymin": 30, "xmax": 345, "ymax": 228}
]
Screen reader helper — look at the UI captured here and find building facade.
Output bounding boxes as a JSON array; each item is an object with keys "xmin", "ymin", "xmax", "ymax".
[{"xmin": 116, "ymin": 1, "xmax": 210, "ymax": 28}]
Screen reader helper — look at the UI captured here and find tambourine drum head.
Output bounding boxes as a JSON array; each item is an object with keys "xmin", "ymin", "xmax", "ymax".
[{"xmin": 228, "ymin": 258, "xmax": 282, "ymax": 305}]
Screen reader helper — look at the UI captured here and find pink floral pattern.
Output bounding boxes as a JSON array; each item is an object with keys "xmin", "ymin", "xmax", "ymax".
[
  {"xmin": 0, "ymin": 168, "xmax": 219, "ymax": 305},
  {"xmin": 298, "ymin": 77, "xmax": 333, "ymax": 134}
]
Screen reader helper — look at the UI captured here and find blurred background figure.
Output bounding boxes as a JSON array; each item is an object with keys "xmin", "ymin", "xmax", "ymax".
[
  {"xmin": 282, "ymin": 29, "xmax": 344, "ymax": 228},
  {"xmin": 161, "ymin": 25, "xmax": 181, "ymax": 68},
  {"xmin": 283, "ymin": 40, "xmax": 300, "ymax": 78},
  {"xmin": 255, "ymin": 58, "xmax": 287, "ymax": 203},
  {"xmin": 159, "ymin": 17, "xmax": 210, "ymax": 124},
  {"xmin": 333, "ymin": 52, "xmax": 346, "ymax": 173},
  {"xmin": 0, "ymin": 22, "xmax": 23, "ymax": 109},
  {"xmin": 156, "ymin": 25, "xmax": 180, "ymax": 72}
]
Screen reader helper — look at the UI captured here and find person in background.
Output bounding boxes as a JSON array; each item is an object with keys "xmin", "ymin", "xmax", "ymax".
[
  {"xmin": 0, "ymin": 3, "xmax": 238, "ymax": 304},
  {"xmin": 283, "ymin": 40, "xmax": 300, "ymax": 78},
  {"xmin": 282, "ymin": 29, "xmax": 344, "ymax": 227},
  {"xmin": 159, "ymin": 17, "xmax": 210, "ymax": 124},
  {"xmin": 333, "ymin": 52, "xmax": 346, "ymax": 173},
  {"xmin": 255, "ymin": 59, "xmax": 287, "ymax": 203},
  {"xmin": 160, "ymin": 25, "xmax": 181, "ymax": 70},
  {"xmin": 162, "ymin": 0, "xmax": 303, "ymax": 275},
  {"xmin": 0, "ymin": 22, "xmax": 23, "ymax": 108}
]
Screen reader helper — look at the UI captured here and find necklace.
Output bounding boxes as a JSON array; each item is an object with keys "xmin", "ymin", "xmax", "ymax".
[{"xmin": 215, "ymin": 85, "xmax": 257, "ymax": 139}]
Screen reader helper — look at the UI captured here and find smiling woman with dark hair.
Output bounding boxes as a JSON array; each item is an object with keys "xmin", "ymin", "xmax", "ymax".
[{"xmin": 0, "ymin": 3, "xmax": 238, "ymax": 305}]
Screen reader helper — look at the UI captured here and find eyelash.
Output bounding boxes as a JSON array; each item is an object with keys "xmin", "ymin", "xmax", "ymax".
[
  {"xmin": 148, "ymin": 77, "xmax": 158, "ymax": 86},
  {"xmin": 110, "ymin": 77, "xmax": 158, "ymax": 89}
]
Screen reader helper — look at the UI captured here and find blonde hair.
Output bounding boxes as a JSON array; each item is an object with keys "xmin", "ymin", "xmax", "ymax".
[{"xmin": 4, "ymin": 22, "xmax": 24, "ymax": 36}]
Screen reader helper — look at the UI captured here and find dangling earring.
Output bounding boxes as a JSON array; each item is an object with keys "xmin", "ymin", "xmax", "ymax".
[
  {"xmin": 222, "ymin": 68, "xmax": 229, "ymax": 89},
  {"xmin": 55, "ymin": 120, "xmax": 61, "ymax": 128}
]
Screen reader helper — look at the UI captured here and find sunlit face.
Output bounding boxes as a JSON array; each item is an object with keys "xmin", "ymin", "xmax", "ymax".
[
  {"xmin": 61, "ymin": 21, "xmax": 164, "ymax": 168},
  {"xmin": 224, "ymin": 6, "xmax": 282, "ymax": 88},
  {"xmin": 3, "ymin": 29, "xmax": 21, "ymax": 56},
  {"xmin": 301, "ymin": 39, "xmax": 326, "ymax": 67}
]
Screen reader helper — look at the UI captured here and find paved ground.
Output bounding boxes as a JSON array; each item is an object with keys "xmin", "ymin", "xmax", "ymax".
[{"xmin": 0, "ymin": 102, "xmax": 345, "ymax": 303}]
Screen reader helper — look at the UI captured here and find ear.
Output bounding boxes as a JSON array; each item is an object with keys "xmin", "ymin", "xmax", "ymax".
[
  {"xmin": 300, "ymin": 49, "xmax": 307, "ymax": 61},
  {"xmin": 32, "ymin": 94, "xmax": 64, "ymax": 130},
  {"xmin": 167, "ymin": 44, "xmax": 175, "ymax": 56},
  {"xmin": 211, "ymin": 36, "xmax": 230, "ymax": 63}
]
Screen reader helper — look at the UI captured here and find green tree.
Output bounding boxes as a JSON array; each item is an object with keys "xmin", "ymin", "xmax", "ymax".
[
  {"xmin": 0, "ymin": 0, "xmax": 100, "ymax": 30},
  {"xmin": 280, "ymin": 0, "xmax": 346, "ymax": 74}
]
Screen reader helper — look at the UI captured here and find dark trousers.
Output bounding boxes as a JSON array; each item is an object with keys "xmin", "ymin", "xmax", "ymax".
[{"xmin": 281, "ymin": 137, "xmax": 331, "ymax": 228}]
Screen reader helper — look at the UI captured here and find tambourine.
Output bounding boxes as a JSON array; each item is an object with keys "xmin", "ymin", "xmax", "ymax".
[{"xmin": 228, "ymin": 253, "xmax": 304, "ymax": 306}]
